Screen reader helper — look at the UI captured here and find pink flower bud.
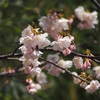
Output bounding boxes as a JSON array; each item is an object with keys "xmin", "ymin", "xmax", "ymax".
[
  {"xmin": 62, "ymin": 48, "xmax": 71, "ymax": 56},
  {"xmin": 70, "ymin": 44, "xmax": 76, "ymax": 50}
]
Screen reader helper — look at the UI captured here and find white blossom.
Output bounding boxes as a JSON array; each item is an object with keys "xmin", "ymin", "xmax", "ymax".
[
  {"xmin": 57, "ymin": 60, "xmax": 73, "ymax": 73},
  {"xmin": 47, "ymin": 65, "xmax": 62, "ymax": 77},
  {"xmin": 80, "ymin": 82, "xmax": 87, "ymax": 88},
  {"xmin": 47, "ymin": 53, "xmax": 60, "ymax": 62},
  {"xmin": 19, "ymin": 36, "xmax": 33, "ymax": 48},
  {"xmin": 20, "ymin": 49, "xmax": 43, "ymax": 60},
  {"xmin": 24, "ymin": 49, "xmax": 42, "ymax": 59},
  {"xmin": 51, "ymin": 36, "xmax": 71, "ymax": 51},
  {"xmin": 21, "ymin": 25, "xmax": 34, "ymax": 37},
  {"xmin": 19, "ymin": 45, "xmax": 27, "ymax": 54},
  {"xmin": 22, "ymin": 59, "xmax": 41, "ymax": 67},
  {"xmin": 57, "ymin": 59, "xmax": 73, "ymax": 69},
  {"xmin": 73, "ymin": 56, "xmax": 83, "ymax": 69},
  {"xmin": 93, "ymin": 66, "xmax": 100, "ymax": 79},
  {"xmin": 85, "ymin": 80, "xmax": 100, "ymax": 93},
  {"xmin": 31, "ymin": 67, "xmax": 42, "ymax": 77},
  {"xmin": 37, "ymin": 72, "xmax": 47, "ymax": 84},
  {"xmin": 72, "ymin": 72, "xmax": 80, "ymax": 84},
  {"xmin": 74, "ymin": 6, "xmax": 85, "ymax": 21},
  {"xmin": 27, "ymin": 83, "xmax": 41, "ymax": 94},
  {"xmin": 32, "ymin": 33, "xmax": 51, "ymax": 49},
  {"xmin": 24, "ymin": 66, "xmax": 32, "ymax": 74},
  {"xmin": 44, "ymin": 53, "xmax": 61, "ymax": 76},
  {"xmin": 75, "ymin": 6, "xmax": 98, "ymax": 29},
  {"xmin": 45, "ymin": 53, "xmax": 60, "ymax": 70}
]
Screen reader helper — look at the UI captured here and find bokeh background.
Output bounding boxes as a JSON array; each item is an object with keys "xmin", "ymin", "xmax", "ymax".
[{"xmin": 0, "ymin": 0, "xmax": 100, "ymax": 100}]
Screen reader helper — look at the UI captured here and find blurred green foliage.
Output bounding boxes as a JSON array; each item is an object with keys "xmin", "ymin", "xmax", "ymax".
[{"xmin": 0, "ymin": 0, "xmax": 100, "ymax": 100}]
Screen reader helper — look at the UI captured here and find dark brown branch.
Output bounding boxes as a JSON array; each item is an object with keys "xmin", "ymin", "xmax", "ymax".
[
  {"xmin": 40, "ymin": 48, "xmax": 100, "ymax": 63},
  {"xmin": 12, "ymin": 44, "xmax": 23, "ymax": 56},
  {"xmin": 1, "ymin": 48, "xmax": 100, "ymax": 63},
  {"xmin": 71, "ymin": 51, "xmax": 100, "ymax": 63},
  {"xmin": 40, "ymin": 48, "xmax": 100, "ymax": 59},
  {"xmin": 0, "ymin": 68, "xmax": 25, "ymax": 77},
  {"xmin": 0, "ymin": 53, "xmax": 23, "ymax": 60},
  {"xmin": 90, "ymin": 0, "xmax": 100, "ymax": 9},
  {"xmin": 40, "ymin": 57, "xmax": 90, "ymax": 84},
  {"xmin": 71, "ymin": 51, "xmax": 100, "ymax": 59}
]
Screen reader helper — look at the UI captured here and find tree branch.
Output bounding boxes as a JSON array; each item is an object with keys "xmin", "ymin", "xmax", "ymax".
[
  {"xmin": 40, "ymin": 57, "xmax": 90, "ymax": 84},
  {"xmin": 40, "ymin": 48, "xmax": 100, "ymax": 63},
  {"xmin": 12, "ymin": 44, "xmax": 23, "ymax": 56},
  {"xmin": 0, "ymin": 68, "xmax": 25, "ymax": 77},
  {"xmin": 0, "ymin": 53, "xmax": 22, "ymax": 60},
  {"xmin": 90, "ymin": 0, "xmax": 100, "ymax": 9},
  {"xmin": 1, "ymin": 48, "xmax": 100, "ymax": 63}
]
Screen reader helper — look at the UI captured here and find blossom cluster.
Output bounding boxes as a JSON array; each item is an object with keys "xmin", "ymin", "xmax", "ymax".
[
  {"xmin": 18, "ymin": 6, "xmax": 100, "ymax": 95},
  {"xmin": 73, "ymin": 56, "xmax": 92, "ymax": 70},
  {"xmin": 39, "ymin": 10, "xmax": 69, "ymax": 39},
  {"xmin": 19, "ymin": 24, "xmax": 73, "ymax": 94},
  {"xmin": 19, "ymin": 25, "xmax": 50, "ymax": 94},
  {"xmin": 44, "ymin": 53, "xmax": 73, "ymax": 76},
  {"xmin": 74, "ymin": 6, "xmax": 98, "ymax": 29},
  {"xmin": 72, "ymin": 72, "xmax": 100, "ymax": 93}
]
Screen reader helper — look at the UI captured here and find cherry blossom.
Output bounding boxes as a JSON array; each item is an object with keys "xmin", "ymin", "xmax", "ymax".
[
  {"xmin": 30, "ymin": 67, "xmax": 42, "ymax": 77},
  {"xmin": 16, "ymin": 6, "xmax": 100, "ymax": 96},
  {"xmin": 21, "ymin": 25, "xmax": 34, "ymax": 37},
  {"xmin": 85, "ymin": 80, "xmax": 100, "ymax": 93},
  {"xmin": 75, "ymin": 6, "xmax": 98, "ymax": 29},
  {"xmin": 44, "ymin": 53, "xmax": 61, "ymax": 76},
  {"xmin": 51, "ymin": 36, "xmax": 71, "ymax": 51},
  {"xmin": 73, "ymin": 56, "xmax": 83, "ymax": 69},
  {"xmin": 57, "ymin": 59, "xmax": 73, "ymax": 69},
  {"xmin": 32, "ymin": 33, "xmax": 51, "ymax": 49},
  {"xmin": 46, "ymin": 64, "xmax": 62, "ymax": 77},
  {"xmin": 47, "ymin": 53, "xmax": 60, "ymax": 62},
  {"xmin": 26, "ymin": 82, "xmax": 41, "ymax": 94},
  {"xmin": 37, "ymin": 72, "xmax": 47, "ymax": 84},
  {"xmin": 93, "ymin": 66, "xmax": 100, "ymax": 79},
  {"xmin": 72, "ymin": 72, "xmax": 81, "ymax": 84},
  {"xmin": 39, "ymin": 15, "xmax": 69, "ymax": 39}
]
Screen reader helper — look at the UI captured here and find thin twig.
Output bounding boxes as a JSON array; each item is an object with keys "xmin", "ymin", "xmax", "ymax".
[
  {"xmin": 41, "ymin": 48, "xmax": 100, "ymax": 59},
  {"xmin": 0, "ymin": 68, "xmax": 24, "ymax": 77},
  {"xmin": 90, "ymin": 0, "xmax": 100, "ymax": 9},
  {"xmin": 12, "ymin": 44, "xmax": 23, "ymax": 56},
  {"xmin": 40, "ymin": 57, "xmax": 90, "ymax": 84},
  {"xmin": 1, "ymin": 48, "xmax": 100, "ymax": 63},
  {"xmin": 40, "ymin": 48, "xmax": 100, "ymax": 63},
  {"xmin": 0, "ymin": 53, "xmax": 23, "ymax": 60},
  {"xmin": 71, "ymin": 51, "xmax": 100, "ymax": 59}
]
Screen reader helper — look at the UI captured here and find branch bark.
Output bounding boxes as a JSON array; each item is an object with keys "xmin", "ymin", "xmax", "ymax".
[{"xmin": 90, "ymin": 0, "xmax": 100, "ymax": 9}]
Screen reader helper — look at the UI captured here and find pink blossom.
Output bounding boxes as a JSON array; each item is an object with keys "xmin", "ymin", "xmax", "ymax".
[
  {"xmin": 26, "ymin": 83, "xmax": 41, "ymax": 94},
  {"xmin": 62, "ymin": 48, "xmax": 71, "ymax": 56},
  {"xmin": 82, "ymin": 59, "xmax": 91, "ymax": 70}
]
